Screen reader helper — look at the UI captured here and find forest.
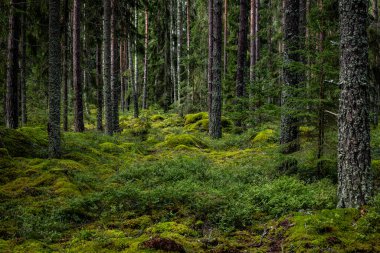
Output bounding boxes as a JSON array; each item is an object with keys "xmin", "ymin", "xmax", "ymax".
[{"xmin": 0, "ymin": 0, "xmax": 380, "ymax": 252}]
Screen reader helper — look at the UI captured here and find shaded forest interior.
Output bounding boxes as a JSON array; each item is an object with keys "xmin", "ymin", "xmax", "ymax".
[{"xmin": 0, "ymin": 0, "xmax": 380, "ymax": 252}]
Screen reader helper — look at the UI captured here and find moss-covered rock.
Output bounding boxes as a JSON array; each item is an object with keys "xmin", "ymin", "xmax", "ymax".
[
  {"xmin": 252, "ymin": 129, "xmax": 276, "ymax": 144},
  {"xmin": 184, "ymin": 112, "xmax": 208, "ymax": 126},
  {"xmin": 156, "ymin": 134, "xmax": 208, "ymax": 149}
]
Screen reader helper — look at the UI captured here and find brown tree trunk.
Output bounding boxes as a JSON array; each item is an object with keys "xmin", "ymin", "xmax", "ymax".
[
  {"xmin": 103, "ymin": 0, "xmax": 113, "ymax": 135},
  {"xmin": 73, "ymin": 0, "xmax": 84, "ymax": 132},
  {"xmin": 208, "ymin": 0, "xmax": 213, "ymax": 117},
  {"xmin": 223, "ymin": 0, "xmax": 228, "ymax": 79},
  {"xmin": 48, "ymin": 0, "xmax": 61, "ymax": 158},
  {"xmin": 236, "ymin": 0, "xmax": 249, "ymax": 127},
  {"xmin": 5, "ymin": 0, "xmax": 21, "ymax": 129},
  {"xmin": 337, "ymin": 0, "xmax": 372, "ymax": 208},
  {"xmin": 111, "ymin": 0, "xmax": 120, "ymax": 132},
  {"xmin": 186, "ymin": 0, "xmax": 192, "ymax": 103},
  {"xmin": 280, "ymin": 0, "xmax": 300, "ymax": 154},
  {"xmin": 96, "ymin": 41, "xmax": 103, "ymax": 131},
  {"xmin": 209, "ymin": 0, "xmax": 223, "ymax": 139},
  {"xmin": 249, "ymin": 0, "xmax": 256, "ymax": 104},
  {"xmin": 143, "ymin": 7, "xmax": 148, "ymax": 109},
  {"xmin": 20, "ymin": 1, "xmax": 27, "ymax": 126}
]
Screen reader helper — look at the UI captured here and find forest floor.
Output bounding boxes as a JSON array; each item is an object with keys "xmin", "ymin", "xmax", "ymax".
[{"xmin": 0, "ymin": 111, "xmax": 380, "ymax": 252}]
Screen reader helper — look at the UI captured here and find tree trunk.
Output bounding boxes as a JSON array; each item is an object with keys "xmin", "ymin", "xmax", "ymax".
[
  {"xmin": 120, "ymin": 39, "xmax": 125, "ymax": 112},
  {"xmin": 111, "ymin": 0, "xmax": 120, "ymax": 132},
  {"xmin": 5, "ymin": 0, "xmax": 21, "ymax": 129},
  {"xmin": 48, "ymin": 0, "xmax": 61, "ymax": 158},
  {"xmin": 337, "ymin": 0, "xmax": 372, "ymax": 208},
  {"xmin": 255, "ymin": 0, "xmax": 260, "ymax": 62},
  {"xmin": 374, "ymin": 0, "xmax": 378, "ymax": 21},
  {"xmin": 186, "ymin": 0, "xmax": 191, "ymax": 103},
  {"xmin": 223, "ymin": 0, "xmax": 228, "ymax": 79},
  {"xmin": 96, "ymin": 41, "xmax": 103, "ymax": 131},
  {"xmin": 73, "ymin": 0, "xmax": 84, "ymax": 132},
  {"xmin": 103, "ymin": 0, "xmax": 113, "ymax": 135},
  {"xmin": 62, "ymin": 0, "xmax": 69, "ymax": 131},
  {"xmin": 143, "ymin": 7, "xmax": 148, "ymax": 109},
  {"xmin": 208, "ymin": 0, "xmax": 213, "ymax": 117},
  {"xmin": 280, "ymin": 0, "xmax": 300, "ymax": 154},
  {"xmin": 133, "ymin": 4, "xmax": 139, "ymax": 118},
  {"xmin": 177, "ymin": 0, "xmax": 183, "ymax": 105},
  {"xmin": 209, "ymin": 0, "xmax": 222, "ymax": 139},
  {"xmin": 170, "ymin": 0, "xmax": 177, "ymax": 103},
  {"xmin": 236, "ymin": 0, "xmax": 249, "ymax": 127},
  {"xmin": 249, "ymin": 0, "xmax": 256, "ymax": 105},
  {"xmin": 20, "ymin": 1, "xmax": 27, "ymax": 126}
]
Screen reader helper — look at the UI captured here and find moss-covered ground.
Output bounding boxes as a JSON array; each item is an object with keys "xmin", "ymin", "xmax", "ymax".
[{"xmin": 0, "ymin": 111, "xmax": 379, "ymax": 252}]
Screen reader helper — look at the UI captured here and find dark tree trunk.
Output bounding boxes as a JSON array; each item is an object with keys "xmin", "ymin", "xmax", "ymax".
[
  {"xmin": 48, "ymin": 0, "xmax": 61, "ymax": 158},
  {"xmin": 133, "ymin": 4, "xmax": 139, "ymax": 118},
  {"xmin": 235, "ymin": 0, "xmax": 249, "ymax": 127},
  {"xmin": 223, "ymin": 0, "xmax": 228, "ymax": 79},
  {"xmin": 73, "ymin": 0, "xmax": 84, "ymax": 132},
  {"xmin": 103, "ymin": 0, "xmax": 113, "ymax": 135},
  {"xmin": 96, "ymin": 41, "xmax": 103, "ymax": 131},
  {"xmin": 208, "ymin": 0, "xmax": 213, "ymax": 117},
  {"xmin": 209, "ymin": 0, "xmax": 222, "ymax": 139},
  {"xmin": 62, "ymin": 0, "xmax": 68, "ymax": 131},
  {"xmin": 5, "ymin": 0, "xmax": 21, "ymax": 129},
  {"xmin": 143, "ymin": 7, "xmax": 148, "ymax": 109},
  {"xmin": 255, "ymin": 0, "xmax": 260, "ymax": 62},
  {"xmin": 111, "ymin": 0, "xmax": 120, "ymax": 132},
  {"xmin": 249, "ymin": 0, "xmax": 256, "ymax": 104},
  {"xmin": 177, "ymin": 0, "xmax": 183, "ymax": 105},
  {"xmin": 337, "ymin": 0, "xmax": 372, "ymax": 208},
  {"xmin": 280, "ymin": 0, "xmax": 300, "ymax": 154},
  {"xmin": 20, "ymin": 1, "xmax": 27, "ymax": 126}
]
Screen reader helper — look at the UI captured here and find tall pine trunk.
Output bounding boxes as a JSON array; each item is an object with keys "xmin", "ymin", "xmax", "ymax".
[
  {"xmin": 73, "ymin": 0, "xmax": 84, "ymax": 132},
  {"xmin": 143, "ymin": 7, "xmax": 148, "ymax": 109},
  {"xmin": 223, "ymin": 0, "xmax": 228, "ymax": 79},
  {"xmin": 236, "ymin": 0, "xmax": 249, "ymax": 127},
  {"xmin": 208, "ymin": 0, "xmax": 213, "ymax": 117},
  {"xmin": 337, "ymin": 0, "xmax": 372, "ymax": 208},
  {"xmin": 20, "ymin": 1, "xmax": 27, "ymax": 126},
  {"xmin": 48, "ymin": 0, "xmax": 61, "ymax": 158},
  {"xmin": 5, "ymin": 0, "xmax": 21, "ymax": 129},
  {"xmin": 103, "ymin": 0, "xmax": 113, "ymax": 135},
  {"xmin": 133, "ymin": 4, "xmax": 139, "ymax": 118},
  {"xmin": 209, "ymin": 0, "xmax": 222, "ymax": 139},
  {"xmin": 280, "ymin": 0, "xmax": 300, "ymax": 154},
  {"xmin": 111, "ymin": 0, "xmax": 120, "ymax": 132},
  {"xmin": 186, "ymin": 0, "xmax": 191, "ymax": 103},
  {"xmin": 177, "ymin": 0, "xmax": 183, "ymax": 105},
  {"xmin": 96, "ymin": 41, "xmax": 103, "ymax": 131},
  {"xmin": 62, "ymin": 0, "xmax": 69, "ymax": 131},
  {"xmin": 249, "ymin": 0, "xmax": 256, "ymax": 104}
]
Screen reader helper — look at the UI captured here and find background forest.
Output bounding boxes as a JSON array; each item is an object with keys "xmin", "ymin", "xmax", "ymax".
[{"xmin": 0, "ymin": 0, "xmax": 380, "ymax": 252}]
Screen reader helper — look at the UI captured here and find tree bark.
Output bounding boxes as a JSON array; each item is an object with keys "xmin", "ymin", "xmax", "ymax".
[
  {"xmin": 103, "ymin": 0, "xmax": 113, "ymax": 135},
  {"xmin": 337, "ymin": 0, "xmax": 372, "ymax": 208},
  {"xmin": 209, "ymin": 0, "xmax": 222, "ymax": 139},
  {"xmin": 20, "ymin": 1, "xmax": 27, "ymax": 126},
  {"xmin": 62, "ymin": 0, "xmax": 69, "ymax": 131},
  {"xmin": 223, "ymin": 0, "xmax": 228, "ymax": 79},
  {"xmin": 208, "ymin": 0, "xmax": 213, "ymax": 117},
  {"xmin": 236, "ymin": 0, "xmax": 249, "ymax": 127},
  {"xmin": 5, "ymin": 0, "xmax": 21, "ymax": 129},
  {"xmin": 133, "ymin": 3, "xmax": 139, "ymax": 118},
  {"xmin": 280, "ymin": 0, "xmax": 300, "ymax": 154},
  {"xmin": 48, "ymin": 0, "xmax": 61, "ymax": 158},
  {"xmin": 186, "ymin": 0, "xmax": 191, "ymax": 103},
  {"xmin": 111, "ymin": 0, "xmax": 120, "ymax": 132},
  {"xmin": 170, "ymin": 0, "xmax": 177, "ymax": 103},
  {"xmin": 73, "ymin": 0, "xmax": 84, "ymax": 132},
  {"xmin": 96, "ymin": 41, "xmax": 103, "ymax": 131},
  {"xmin": 177, "ymin": 0, "xmax": 183, "ymax": 105},
  {"xmin": 143, "ymin": 7, "xmax": 149, "ymax": 109},
  {"xmin": 255, "ymin": 0, "xmax": 260, "ymax": 62},
  {"xmin": 249, "ymin": 0, "xmax": 256, "ymax": 105}
]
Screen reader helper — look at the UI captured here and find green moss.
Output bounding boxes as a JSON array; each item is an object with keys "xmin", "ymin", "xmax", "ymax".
[
  {"xmin": 147, "ymin": 222, "xmax": 198, "ymax": 237},
  {"xmin": 150, "ymin": 114, "xmax": 165, "ymax": 121},
  {"xmin": 156, "ymin": 134, "xmax": 208, "ymax": 149},
  {"xmin": 124, "ymin": 215, "xmax": 153, "ymax": 229},
  {"xmin": 299, "ymin": 126, "xmax": 315, "ymax": 137},
  {"xmin": 99, "ymin": 142, "xmax": 124, "ymax": 154},
  {"xmin": 252, "ymin": 129, "xmax": 276, "ymax": 144},
  {"xmin": 53, "ymin": 177, "xmax": 81, "ymax": 197},
  {"xmin": 184, "ymin": 112, "xmax": 208, "ymax": 126},
  {"xmin": 12, "ymin": 240, "xmax": 52, "ymax": 253},
  {"xmin": 120, "ymin": 118, "xmax": 151, "ymax": 137}
]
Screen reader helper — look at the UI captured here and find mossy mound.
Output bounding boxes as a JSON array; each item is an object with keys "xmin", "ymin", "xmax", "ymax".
[
  {"xmin": 0, "ymin": 127, "xmax": 47, "ymax": 158},
  {"xmin": 185, "ymin": 117, "xmax": 232, "ymax": 132},
  {"xmin": 252, "ymin": 129, "xmax": 277, "ymax": 144},
  {"xmin": 146, "ymin": 222, "xmax": 197, "ymax": 236},
  {"xmin": 156, "ymin": 134, "xmax": 208, "ymax": 149},
  {"xmin": 99, "ymin": 142, "xmax": 124, "ymax": 154},
  {"xmin": 120, "ymin": 118, "xmax": 151, "ymax": 137},
  {"xmin": 150, "ymin": 114, "xmax": 165, "ymax": 121},
  {"xmin": 184, "ymin": 112, "xmax": 208, "ymax": 126}
]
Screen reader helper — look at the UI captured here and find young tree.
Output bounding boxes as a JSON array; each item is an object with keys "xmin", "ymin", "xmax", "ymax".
[
  {"xmin": 280, "ymin": 0, "xmax": 300, "ymax": 154},
  {"xmin": 236, "ymin": 0, "xmax": 249, "ymax": 126},
  {"xmin": 5, "ymin": 0, "xmax": 21, "ymax": 129},
  {"xmin": 48, "ymin": 0, "xmax": 61, "ymax": 158},
  {"xmin": 337, "ymin": 0, "xmax": 372, "ymax": 208},
  {"xmin": 103, "ymin": 0, "xmax": 113, "ymax": 135},
  {"xmin": 209, "ymin": 0, "xmax": 222, "ymax": 138},
  {"xmin": 73, "ymin": 0, "xmax": 84, "ymax": 132}
]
